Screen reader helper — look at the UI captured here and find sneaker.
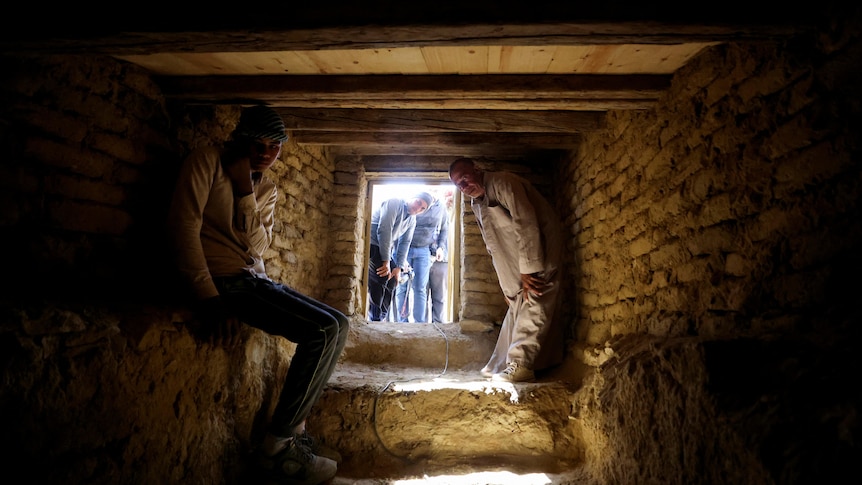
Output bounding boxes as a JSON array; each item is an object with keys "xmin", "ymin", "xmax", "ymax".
[
  {"xmin": 257, "ymin": 436, "xmax": 337, "ymax": 485},
  {"xmin": 298, "ymin": 430, "xmax": 342, "ymax": 464},
  {"xmin": 491, "ymin": 362, "xmax": 535, "ymax": 383},
  {"xmin": 480, "ymin": 366, "xmax": 494, "ymax": 378}
]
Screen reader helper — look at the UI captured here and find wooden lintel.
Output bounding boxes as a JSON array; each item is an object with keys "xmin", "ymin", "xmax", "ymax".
[
  {"xmin": 2, "ymin": 5, "xmax": 813, "ymax": 56},
  {"xmin": 357, "ymin": 154, "xmax": 564, "ymax": 168},
  {"xmin": 329, "ymin": 144, "xmax": 568, "ymax": 158},
  {"xmin": 158, "ymin": 74, "xmax": 670, "ymax": 101},
  {"xmin": 278, "ymin": 108, "xmax": 605, "ymax": 133},
  {"xmin": 294, "ymin": 131, "xmax": 581, "ymax": 148},
  {"xmin": 222, "ymin": 99, "xmax": 654, "ymax": 110}
]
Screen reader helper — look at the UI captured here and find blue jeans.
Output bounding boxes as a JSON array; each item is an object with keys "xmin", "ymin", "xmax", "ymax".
[
  {"xmin": 428, "ymin": 260, "xmax": 448, "ymax": 323},
  {"xmin": 213, "ymin": 275, "xmax": 349, "ymax": 437},
  {"xmin": 395, "ymin": 246, "xmax": 432, "ymax": 322}
]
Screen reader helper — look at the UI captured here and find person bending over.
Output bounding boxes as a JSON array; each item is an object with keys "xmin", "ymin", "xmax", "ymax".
[
  {"xmin": 367, "ymin": 192, "xmax": 431, "ymax": 321},
  {"xmin": 449, "ymin": 157, "xmax": 564, "ymax": 383}
]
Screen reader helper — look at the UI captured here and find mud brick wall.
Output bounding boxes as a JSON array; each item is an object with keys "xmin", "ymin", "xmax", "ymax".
[
  {"xmin": 564, "ymin": 26, "xmax": 862, "ymax": 485},
  {"xmin": 0, "ymin": 54, "xmax": 176, "ymax": 300},
  {"xmin": 329, "ymin": 157, "xmax": 370, "ymax": 315},
  {"xmin": 0, "ymin": 54, "xmax": 344, "ymax": 484},
  {"xmin": 262, "ymin": 133, "xmax": 336, "ymax": 298},
  {"xmin": 564, "ymin": 37, "xmax": 862, "ymax": 349},
  {"xmin": 0, "ymin": 56, "xmax": 339, "ymax": 306}
]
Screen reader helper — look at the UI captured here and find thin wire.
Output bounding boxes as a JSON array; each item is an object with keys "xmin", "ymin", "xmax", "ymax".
[
  {"xmin": 370, "ymin": 275, "xmax": 399, "ymax": 321},
  {"xmin": 371, "ymin": 317, "xmax": 450, "ymax": 462}
]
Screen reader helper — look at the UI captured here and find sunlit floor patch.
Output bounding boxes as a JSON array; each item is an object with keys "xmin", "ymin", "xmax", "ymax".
[
  {"xmin": 392, "ymin": 470, "xmax": 553, "ymax": 484},
  {"xmin": 390, "ymin": 378, "xmax": 521, "ymax": 402}
]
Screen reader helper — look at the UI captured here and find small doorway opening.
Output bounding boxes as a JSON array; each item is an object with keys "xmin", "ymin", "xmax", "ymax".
[{"xmin": 364, "ymin": 177, "xmax": 460, "ymax": 323}]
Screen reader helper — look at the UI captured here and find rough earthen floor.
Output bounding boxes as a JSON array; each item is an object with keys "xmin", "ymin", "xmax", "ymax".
[{"xmin": 309, "ymin": 321, "xmax": 591, "ymax": 484}]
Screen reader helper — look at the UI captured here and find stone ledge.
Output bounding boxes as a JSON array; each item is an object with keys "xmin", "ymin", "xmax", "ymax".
[
  {"xmin": 314, "ymin": 362, "xmax": 587, "ymax": 480},
  {"xmin": 344, "ymin": 320, "xmax": 499, "ymax": 370}
]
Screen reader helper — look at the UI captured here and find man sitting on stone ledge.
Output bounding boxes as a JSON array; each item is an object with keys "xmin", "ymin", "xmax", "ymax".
[{"xmin": 167, "ymin": 105, "xmax": 347, "ymax": 485}]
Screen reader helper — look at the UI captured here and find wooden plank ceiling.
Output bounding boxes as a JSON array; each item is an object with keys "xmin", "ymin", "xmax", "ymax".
[{"xmin": 0, "ymin": 1, "xmax": 816, "ymax": 162}]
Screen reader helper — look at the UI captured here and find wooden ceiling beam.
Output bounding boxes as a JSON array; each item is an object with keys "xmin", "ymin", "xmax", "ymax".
[
  {"xmin": 3, "ymin": 5, "xmax": 813, "ymax": 55},
  {"xmin": 278, "ymin": 108, "xmax": 605, "ymax": 133},
  {"xmin": 268, "ymin": 99, "xmax": 654, "ymax": 110},
  {"xmin": 357, "ymin": 156, "xmax": 470, "ymax": 171},
  {"xmin": 293, "ymin": 131, "xmax": 581, "ymax": 148},
  {"xmin": 327, "ymin": 144, "xmax": 564, "ymax": 158},
  {"xmin": 157, "ymin": 74, "xmax": 669, "ymax": 107}
]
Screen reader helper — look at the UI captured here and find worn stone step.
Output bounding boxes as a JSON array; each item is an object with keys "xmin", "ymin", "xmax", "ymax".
[
  {"xmin": 309, "ymin": 363, "xmax": 586, "ymax": 482},
  {"xmin": 342, "ymin": 320, "xmax": 499, "ymax": 370}
]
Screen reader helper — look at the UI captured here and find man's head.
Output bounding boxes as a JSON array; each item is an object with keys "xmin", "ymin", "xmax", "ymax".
[
  {"xmin": 449, "ymin": 157, "xmax": 485, "ymax": 199},
  {"xmin": 408, "ymin": 192, "xmax": 433, "ymax": 215},
  {"xmin": 233, "ymin": 105, "xmax": 289, "ymax": 142},
  {"xmin": 232, "ymin": 105, "xmax": 288, "ymax": 172}
]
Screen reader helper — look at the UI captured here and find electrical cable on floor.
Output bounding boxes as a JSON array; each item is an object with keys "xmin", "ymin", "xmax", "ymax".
[{"xmin": 371, "ymin": 318, "xmax": 450, "ymax": 462}]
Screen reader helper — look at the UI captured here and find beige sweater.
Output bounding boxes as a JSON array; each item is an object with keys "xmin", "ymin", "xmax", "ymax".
[{"xmin": 167, "ymin": 146, "xmax": 277, "ymax": 300}]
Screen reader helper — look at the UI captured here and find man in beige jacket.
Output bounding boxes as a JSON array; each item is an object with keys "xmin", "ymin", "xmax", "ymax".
[
  {"xmin": 168, "ymin": 105, "xmax": 346, "ymax": 485},
  {"xmin": 449, "ymin": 157, "xmax": 565, "ymax": 383}
]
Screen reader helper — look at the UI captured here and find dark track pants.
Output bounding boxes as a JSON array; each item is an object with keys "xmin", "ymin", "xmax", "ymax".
[
  {"xmin": 367, "ymin": 243, "xmax": 398, "ymax": 321},
  {"xmin": 214, "ymin": 275, "xmax": 348, "ymax": 436}
]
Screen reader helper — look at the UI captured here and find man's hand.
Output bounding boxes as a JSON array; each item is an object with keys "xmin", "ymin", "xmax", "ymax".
[
  {"xmin": 520, "ymin": 272, "xmax": 549, "ymax": 301},
  {"xmin": 376, "ymin": 260, "xmax": 391, "ymax": 277},
  {"xmin": 196, "ymin": 296, "xmax": 241, "ymax": 348},
  {"xmin": 223, "ymin": 156, "xmax": 253, "ymax": 196},
  {"xmin": 435, "ymin": 247, "xmax": 445, "ymax": 262}
]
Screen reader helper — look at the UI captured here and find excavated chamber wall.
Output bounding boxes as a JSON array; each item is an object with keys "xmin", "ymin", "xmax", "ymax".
[{"xmin": 562, "ymin": 16, "xmax": 862, "ymax": 484}]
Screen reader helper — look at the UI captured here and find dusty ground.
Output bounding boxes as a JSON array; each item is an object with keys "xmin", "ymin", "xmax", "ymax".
[{"xmin": 307, "ymin": 321, "xmax": 593, "ymax": 483}]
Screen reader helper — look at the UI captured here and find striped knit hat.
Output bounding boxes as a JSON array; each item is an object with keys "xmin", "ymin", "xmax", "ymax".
[{"xmin": 232, "ymin": 105, "xmax": 289, "ymax": 142}]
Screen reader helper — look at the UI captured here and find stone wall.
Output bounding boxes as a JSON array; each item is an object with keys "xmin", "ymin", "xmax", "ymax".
[
  {"xmin": 0, "ymin": 54, "xmax": 177, "ymax": 301},
  {"xmin": 0, "ymin": 55, "xmax": 339, "ymax": 306},
  {"xmin": 328, "ymin": 157, "xmax": 370, "ymax": 315},
  {"xmin": 0, "ymin": 54, "xmax": 343, "ymax": 484},
  {"xmin": 566, "ymin": 34, "xmax": 862, "ymax": 347},
  {"xmin": 563, "ymin": 12, "xmax": 862, "ymax": 484},
  {"xmin": 3, "ymin": 304, "xmax": 293, "ymax": 484}
]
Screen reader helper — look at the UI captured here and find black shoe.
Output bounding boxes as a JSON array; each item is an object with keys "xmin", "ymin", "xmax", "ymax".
[
  {"xmin": 257, "ymin": 436, "xmax": 337, "ymax": 485},
  {"xmin": 298, "ymin": 430, "xmax": 342, "ymax": 464}
]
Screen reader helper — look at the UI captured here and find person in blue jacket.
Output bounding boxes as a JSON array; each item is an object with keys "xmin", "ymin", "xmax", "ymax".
[
  {"xmin": 395, "ymin": 189, "xmax": 449, "ymax": 323},
  {"xmin": 367, "ymin": 192, "xmax": 432, "ymax": 321}
]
